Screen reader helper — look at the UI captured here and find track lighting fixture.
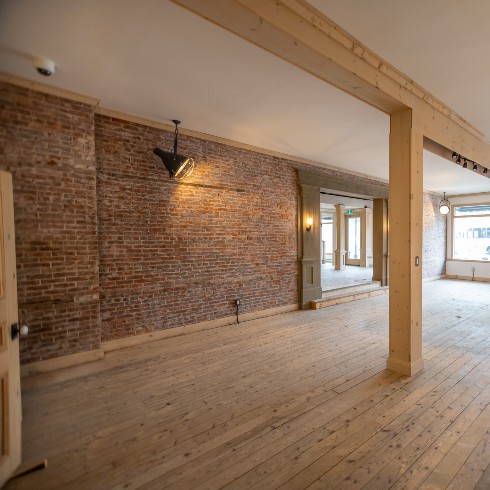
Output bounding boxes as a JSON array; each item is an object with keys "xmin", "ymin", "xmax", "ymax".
[
  {"xmin": 452, "ymin": 152, "xmax": 490, "ymax": 177},
  {"xmin": 439, "ymin": 192, "xmax": 450, "ymax": 215},
  {"xmin": 153, "ymin": 120, "xmax": 195, "ymax": 179}
]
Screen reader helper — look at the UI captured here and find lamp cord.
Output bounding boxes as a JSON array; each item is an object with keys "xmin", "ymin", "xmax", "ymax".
[
  {"xmin": 236, "ymin": 302, "xmax": 240, "ymax": 324},
  {"xmin": 173, "ymin": 125, "xmax": 179, "ymax": 155}
]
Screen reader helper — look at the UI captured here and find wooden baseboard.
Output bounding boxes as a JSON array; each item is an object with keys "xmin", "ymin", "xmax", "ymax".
[
  {"xmin": 21, "ymin": 349, "xmax": 105, "ymax": 377},
  {"xmin": 102, "ymin": 303, "xmax": 298, "ymax": 352},
  {"xmin": 20, "ymin": 304, "xmax": 298, "ymax": 376},
  {"xmin": 423, "ymin": 274, "xmax": 446, "ymax": 283},
  {"xmin": 445, "ymin": 274, "xmax": 490, "ymax": 283}
]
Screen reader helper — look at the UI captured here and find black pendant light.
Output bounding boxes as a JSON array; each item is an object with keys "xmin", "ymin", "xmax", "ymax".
[{"xmin": 153, "ymin": 120, "xmax": 195, "ymax": 179}]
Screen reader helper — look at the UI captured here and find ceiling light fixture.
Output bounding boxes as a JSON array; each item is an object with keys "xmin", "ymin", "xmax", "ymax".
[
  {"xmin": 439, "ymin": 192, "xmax": 450, "ymax": 215},
  {"xmin": 153, "ymin": 120, "xmax": 195, "ymax": 179},
  {"xmin": 34, "ymin": 57, "xmax": 56, "ymax": 76},
  {"xmin": 453, "ymin": 153, "xmax": 489, "ymax": 176}
]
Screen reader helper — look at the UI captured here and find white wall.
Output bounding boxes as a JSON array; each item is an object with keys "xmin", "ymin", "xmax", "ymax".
[
  {"xmin": 446, "ymin": 193, "xmax": 490, "ymax": 280},
  {"xmin": 446, "ymin": 260, "xmax": 490, "ymax": 280}
]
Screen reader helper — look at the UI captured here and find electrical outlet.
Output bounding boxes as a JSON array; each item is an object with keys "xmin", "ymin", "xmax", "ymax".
[{"xmin": 235, "ymin": 299, "xmax": 240, "ymax": 306}]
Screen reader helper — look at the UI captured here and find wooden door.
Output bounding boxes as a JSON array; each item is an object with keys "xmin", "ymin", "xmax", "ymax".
[{"xmin": 0, "ymin": 171, "xmax": 21, "ymax": 485}]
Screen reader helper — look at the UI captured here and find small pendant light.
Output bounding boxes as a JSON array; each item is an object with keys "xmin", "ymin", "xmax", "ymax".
[{"xmin": 439, "ymin": 192, "xmax": 450, "ymax": 215}]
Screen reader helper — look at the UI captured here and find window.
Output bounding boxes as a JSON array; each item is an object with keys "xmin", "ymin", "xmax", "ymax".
[
  {"xmin": 453, "ymin": 205, "xmax": 490, "ymax": 261},
  {"xmin": 321, "ymin": 217, "xmax": 333, "ymax": 254},
  {"xmin": 347, "ymin": 215, "xmax": 361, "ymax": 260}
]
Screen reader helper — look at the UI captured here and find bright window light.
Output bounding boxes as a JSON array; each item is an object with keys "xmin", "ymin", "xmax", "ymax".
[{"xmin": 453, "ymin": 205, "xmax": 490, "ymax": 261}]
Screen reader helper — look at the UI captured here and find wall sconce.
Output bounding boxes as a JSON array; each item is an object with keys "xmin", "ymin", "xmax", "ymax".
[
  {"xmin": 306, "ymin": 217, "xmax": 313, "ymax": 232},
  {"xmin": 439, "ymin": 192, "xmax": 450, "ymax": 215},
  {"xmin": 153, "ymin": 120, "xmax": 195, "ymax": 179}
]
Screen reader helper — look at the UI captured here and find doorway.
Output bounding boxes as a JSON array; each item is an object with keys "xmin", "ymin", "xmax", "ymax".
[
  {"xmin": 298, "ymin": 169, "xmax": 388, "ymax": 308},
  {"xmin": 346, "ymin": 214, "xmax": 361, "ymax": 265},
  {"xmin": 320, "ymin": 190, "xmax": 375, "ymax": 292}
]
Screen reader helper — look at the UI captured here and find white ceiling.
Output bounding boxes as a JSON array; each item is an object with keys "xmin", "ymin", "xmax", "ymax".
[
  {"xmin": 310, "ymin": 0, "xmax": 490, "ymax": 139},
  {"xmin": 1, "ymin": 0, "xmax": 489, "ymax": 195}
]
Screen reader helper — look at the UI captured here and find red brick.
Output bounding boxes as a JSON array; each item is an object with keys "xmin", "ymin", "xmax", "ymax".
[{"xmin": 0, "ymin": 82, "xmax": 446, "ymax": 363}]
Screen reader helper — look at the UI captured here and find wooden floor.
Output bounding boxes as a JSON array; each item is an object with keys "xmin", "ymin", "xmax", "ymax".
[
  {"xmin": 321, "ymin": 265, "xmax": 374, "ymax": 291},
  {"xmin": 8, "ymin": 279, "xmax": 490, "ymax": 489}
]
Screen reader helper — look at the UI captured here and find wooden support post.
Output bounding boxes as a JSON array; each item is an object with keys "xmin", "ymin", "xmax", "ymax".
[
  {"xmin": 373, "ymin": 198, "xmax": 388, "ymax": 285},
  {"xmin": 298, "ymin": 183, "xmax": 322, "ymax": 309},
  {"xmin": 360, "ymin": 207, "xmax": 372, "ymax": 268},
  {"xmin": 334, "ymin": 204, "xmax": 345, "ymax": 270},
  {"xmin": 388, "ymin": 109, "xmax": 424, "ymax": 376}
]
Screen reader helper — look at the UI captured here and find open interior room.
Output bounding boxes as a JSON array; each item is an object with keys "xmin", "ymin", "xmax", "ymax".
[
  {"xmin": 14, "ymin": 280, "xmax": 490, "ymax": 489},
  {"xmin": 0, "ymin": 1, "xmax": 489, "ymax": 488}
]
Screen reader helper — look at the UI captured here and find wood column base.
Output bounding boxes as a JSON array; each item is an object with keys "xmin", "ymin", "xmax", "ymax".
[
  {"xmin": 387, "ymin": 356, "xmax": 424, "ymax": 377},
  {"xmin": 334, "ymin": 251, "xmax": 346, "ymax": 270}
]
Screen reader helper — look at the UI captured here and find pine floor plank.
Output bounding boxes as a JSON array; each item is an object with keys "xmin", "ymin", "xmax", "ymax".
[
  {"xmin": 7, "ymin": 279, "xmax": 490, "ymax": 490},
  {"xmin": 419, "ymin": 400, "xmax": 490, "ymax": 489},
  {"xmin": 447, "ymin": 429, "xmax": 490, "ymax": 490}
]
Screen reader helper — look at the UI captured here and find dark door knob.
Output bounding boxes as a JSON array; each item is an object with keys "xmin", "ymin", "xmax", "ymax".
[{"xmin": 11, "ymin": 323, "xmax": 29, "ymax": 340}]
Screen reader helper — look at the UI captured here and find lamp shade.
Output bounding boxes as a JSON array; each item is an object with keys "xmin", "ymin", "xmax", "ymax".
[
  {"xmin": 153, "ymin": 147, "xmax": 195, "ymax": 179},
  {"xmin": 439, "ymin": 202, "xmax": 450, "ymax": 215},
  {"xmin": 439, "ymin": 192, "xmax": 450, "ymax": 215}
]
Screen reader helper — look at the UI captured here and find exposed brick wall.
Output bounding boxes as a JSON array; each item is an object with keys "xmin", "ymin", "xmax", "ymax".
[
  {"xmin": 0, "ymin": 82, "xmax": 100, "ymax": 363},
  {"xmin": 423, "ymin": 192, "xmax": 447, "ymax": 278},
  {"xmin": 95, "ymin": 115, "xmax": 298, "ymax": 340},
  {"xmin": 0, "ymin": 83, "xmax": 447, "ymax": 362}
]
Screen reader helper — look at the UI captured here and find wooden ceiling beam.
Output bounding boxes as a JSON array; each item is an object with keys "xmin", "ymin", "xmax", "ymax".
[{"xmin": 172, "ymin": 0, "xmax": 490, "ymax": 166}]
